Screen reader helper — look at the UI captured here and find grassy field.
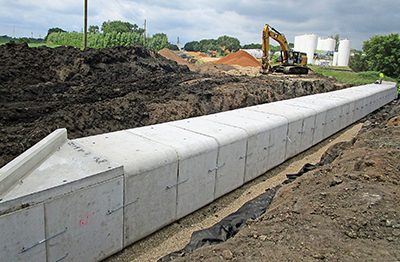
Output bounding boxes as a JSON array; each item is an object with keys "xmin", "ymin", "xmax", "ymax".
[
  {"xmin": 310, "ymin": 66, "xmax": 398, "ymax": 85},
  {"xmin": 28, "ymin": 42, "xmax": 61, "ymax": 48},
  {"xmin": 0, "ymin": 36, "xmax": 60, "ymax": 48}
]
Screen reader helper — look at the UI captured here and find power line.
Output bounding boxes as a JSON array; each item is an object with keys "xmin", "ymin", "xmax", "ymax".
[
  {"xmin": 114, "ymin": 0, "xmax": 141, "ymax": 24},
  {"xmin": 96, "ymin": 0, "xmax": 125, "ymax": 21}
]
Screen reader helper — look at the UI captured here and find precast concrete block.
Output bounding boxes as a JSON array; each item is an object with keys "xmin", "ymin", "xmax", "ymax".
[
  {"xmin": 0, "ymin": 204, "xmax": 46, "ymax": 262},
  {"xmin": 0, "ymin": 140, "xmax": 123, "ymax": 215},
  {"xmin": 169, "ymin": 117, "xmax": 248, "ymax": 199},
  {"xmin": 45, "ymin": 176, "xmax": 124, "ymax": 262},
  {"xmin": 277, "ymin": 100, "xmax": 325, "ymax": 151},
  {"xmin": 226, "ymin": 109, "xmax": 288, "ymax": 179},
  {"xmin": 74, "ymin": 131, "xmax": 179, "ymax": 246},
  {"xmin": 247, "ymin": 102, "xmax": 316, "ymax": 159},
  {"xmin": 326, "ymin": 88, "xmax": 368, "ymax": 123},
  {"xmin": 0, "ymin": 128, "xmax": 67, "ymax": 197},
  {"xmin": 127, "ymin": 123, "xmax": 219, "ymax": 219},
  {"xmin": 298, "ymin": 94, "xmax": 350, "ymax": 139},
  {"xmin": 201, "ymin": 112, "xmax": 272, "ymax": 183},
  {"xmin": 283, "ymin": 97, "xmax": 327, "ymax": 145}
]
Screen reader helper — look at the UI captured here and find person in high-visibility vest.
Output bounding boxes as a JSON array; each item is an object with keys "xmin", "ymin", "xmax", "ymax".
[
  {"xmin": 397, "ymin": 86, "xmax": 400, "ymax": 100},
  {"xmin": 379, "ymin": 72, "xmax": 384, "ymax": 84}
]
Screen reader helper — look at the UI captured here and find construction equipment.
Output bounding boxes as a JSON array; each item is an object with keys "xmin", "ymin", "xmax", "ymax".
[
  {"xmin": 220, "ymin": 46, "xmax": 231, "ymax": 54},
  {"xmin": 179, "ymin": 53, "xmax": 197, "ymax": 64},
  {"xmin": 261, "ymin": 24, "xmax": 309, "ymax": 74},
  {"xmin": 207, "ymin": 50, "xmax": 217, "ymax": 57}
]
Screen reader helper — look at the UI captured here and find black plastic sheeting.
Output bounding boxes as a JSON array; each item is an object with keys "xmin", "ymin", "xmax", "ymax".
[{"xmin": 158, "ymin": 163, "xmax": 318, "ymax": 262}]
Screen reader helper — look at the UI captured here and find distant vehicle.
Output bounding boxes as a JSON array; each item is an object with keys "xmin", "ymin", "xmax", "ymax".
[
  {"xmin": 178, "ymin": 53, "xmax": 197, "ymax": 64},
  {"xmin": 178, "ymin": 54, "xmax": 191, "ymax": 59}
]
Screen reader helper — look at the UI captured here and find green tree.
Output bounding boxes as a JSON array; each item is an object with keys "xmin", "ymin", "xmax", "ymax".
[
  {"xmin": 242, "ymin": 43, "xmax": 262, "ymax": 49},
  {"xmin": 349, "ymin": 49, "xmax": 367, "ymax": 72},
  {"xmin": 169, "ymin": 44, "xmax": 179, "ymax": 51},
  {"xmin": 199, "ymin": 39, "xmax": 218, "ymax": 53},
  {"xmin": 217, "ymin": 35, "xmax": 240, "ymax": 52},
  {"xmin": 16, "ymin": 37, "xmax": 30, "ymax": 44},
  {"xmin": 269, "ymin": 45, "xmax": 281, "ymax": 60},
  {"xmin": 362, "ymin": 33, "xmax": 400, "ymax": 78},
  {"xmin": 101, "ymin": 20, "xmax": 144, "ymax": 34},
  {"xmin": 184, "ymin": 41, "xmax": 197, "ymax": 51},
  {"xmin": 45, "ymin": 27, "xmax": 66, "ymax": 41},
  {"xmin": 89, "ymin": 25, "xmax": 100, "ymax": 34},
  {"xmin": 146, "ymin": 33, "xmax": 169, "ymax": 51}
]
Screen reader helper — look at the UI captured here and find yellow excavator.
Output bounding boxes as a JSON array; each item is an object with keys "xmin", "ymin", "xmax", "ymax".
[{"xmin": 261, "ymin": 24, "xmax": 309, "ymax": 74}]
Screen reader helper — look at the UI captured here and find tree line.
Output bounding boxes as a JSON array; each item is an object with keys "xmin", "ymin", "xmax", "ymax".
[
  {"xmin": 349, "ymin": 33, "xmax": 400, "ymax": 79},
  {"xmin": 46, "ymin": 21, "xmax": 171, "ymax": 51},
  {"xmin": 184, "ymin": 36, "xmax": 264, "ymax": 55}
]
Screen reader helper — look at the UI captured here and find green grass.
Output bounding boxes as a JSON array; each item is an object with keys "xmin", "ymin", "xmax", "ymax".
[
  {"xmin": 28, "ymin": 43, "xmax": 61, "ymax": 48},
  {"xmin": 0, "ymin": 36, "xmax": 61, "ymax": 48},
  {"xmin": 310, "ymin": 66, "xmax": 397, "ymax": 86}
]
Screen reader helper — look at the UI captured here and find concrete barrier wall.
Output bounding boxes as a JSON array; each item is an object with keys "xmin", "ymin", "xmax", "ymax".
[{"xmin": 0, "ymin": 83, "xmax": 396, "ymax": 261}]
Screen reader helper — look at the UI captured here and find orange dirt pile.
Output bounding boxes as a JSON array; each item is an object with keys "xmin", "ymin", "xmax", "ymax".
[
  {"xmin": 187, "ymin": 51, "xmax": 208, "ymax": 58},
  {"xmin": 158, "ymin": 48, "xmax": 188, "ymax": 65},
  {"xmin": 213, "ymin": 50, "xmax": 261, "ymax": 67}
]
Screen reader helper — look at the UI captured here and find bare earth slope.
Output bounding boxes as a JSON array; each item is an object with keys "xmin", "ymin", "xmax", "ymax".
[{"xmin": 0, "ymin": 43, "xmax": 346, "ymax": 168}]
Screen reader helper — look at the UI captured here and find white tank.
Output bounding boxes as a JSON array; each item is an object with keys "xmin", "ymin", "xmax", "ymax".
[
  {"xmin": 317, "ymin": 37, "xmax": 325, "ymax": 51},
  {"xmin": 338, "ymin": 39, "xmax": 351, "ymax": 66},
  {"xmin": 304, "ymin": 34, "xmax": 318, "ymax": 64},
  {"xmin": 317, "ymin": 37, "xmax": 335, "ymax": 52},
  {"xmin": 325, "ymin": 38, "xmax": 336, "ymax": 52},
  {"xmin": 294, "ymin": 35, "xmax": 306, "ymax": 52},
  {"xmin": 333, "ymin": 52, "xmax": 339, "ymax": 66},
  {"xmin": 294, "ymin": 36, "xmax": 301, "ymax": 52}
]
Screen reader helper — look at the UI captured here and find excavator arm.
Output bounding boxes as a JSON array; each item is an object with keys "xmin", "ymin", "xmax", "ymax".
[{"xmin": 262, "ymin": 24, "xmax": 290, "ymax": 73}]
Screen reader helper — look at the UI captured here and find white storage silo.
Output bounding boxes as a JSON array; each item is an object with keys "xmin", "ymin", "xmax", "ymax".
[
  {"xmin": 317, "ymin": 37, "xmax": 324, "ymax": 50},
  {"xmin": 338, "ymin": 39, "xmax": 351, "ymax": 66},
  {"xmin": 304, "ymin": 34, "xmax": 318, "ymax": 64},
  {"xmin": 294, "ymin": 35, "xmax": 306, "ymax": 53},
  {"xmin": 333, "ymin": 52, "xmax": 339, "ymax": 66},
  {"xmin": 294, "ymin": 36, "xmax": 300, "ymax": 51},
  {"xmin": 325, "ymin": 38, "xmax": 336, "ymax": 52}
]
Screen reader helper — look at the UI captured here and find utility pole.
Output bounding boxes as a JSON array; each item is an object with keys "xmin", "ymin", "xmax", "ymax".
[
  {"xmin": 143, "ymin": 19, "xmax": 146, "ymax": 46},
  {"xmin": 84, "ymin": 0, "xmax": 88, "ymax": 48}
]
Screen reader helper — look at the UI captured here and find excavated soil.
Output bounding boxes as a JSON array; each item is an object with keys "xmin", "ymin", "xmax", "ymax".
[
  {"xmin": 212, "ymin": 50, "xmax": 261, "ymax": 67},
  {"xmin": 0, "ymin": 43, "xmax": 346, "ymax": 168},
  {"xmin": 3, "ymin": 43, "xmax": 399, "ymax": 262},
  {"xmin": 158, "ymin": 48, "xmax": 189, "ymax": 65}
]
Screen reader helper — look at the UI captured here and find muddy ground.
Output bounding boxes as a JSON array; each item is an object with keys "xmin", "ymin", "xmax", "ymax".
[{"xmin": 1, "ymin": 43, "xmax": 399, "ymax": 262}]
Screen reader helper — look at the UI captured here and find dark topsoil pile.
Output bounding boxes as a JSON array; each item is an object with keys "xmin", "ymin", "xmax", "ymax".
[{"xmin": 0, "ymin": 42, "xmax": 346, "ymax": 168}]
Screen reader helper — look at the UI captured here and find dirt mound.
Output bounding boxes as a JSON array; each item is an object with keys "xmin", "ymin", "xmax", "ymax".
[
  {"xmin": 213, "ymin": 50, "xmax": 261, "ymax": 67},
  {"xmin": 187, "ymin": 51, "xmax": 208, "ymax": 58},
  {"xmin": 158, "ymin": 48, "xmax": 188, "ymax": 65},
  {"xmin": 0, "ymin": 42, "xmax": 347, "ymax": 170}
]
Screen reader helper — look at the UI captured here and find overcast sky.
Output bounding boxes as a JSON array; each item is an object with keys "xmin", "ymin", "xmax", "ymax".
[{"xmin": 1, "ymin": 0, "xmax": 399, "ymax": 50}]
